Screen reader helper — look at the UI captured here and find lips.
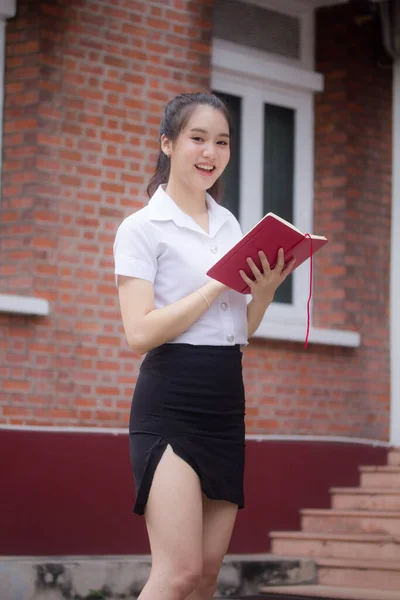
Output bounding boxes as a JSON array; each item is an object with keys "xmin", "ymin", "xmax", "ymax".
[{"xmin": 195, "ymin": 163, "xmax": 216, "ymax": 175}]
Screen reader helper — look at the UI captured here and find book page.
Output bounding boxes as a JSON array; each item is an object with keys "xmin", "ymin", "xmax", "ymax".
[
  {"xmin": 269, "ymin": 213, "xmax": 327, "ymax": 240},
  {"xmin": 268, "ymin": 213, "xmax": 305, "ymax": 235},
  {"xmin": 309, "ymin": 234, "xmax": 328, "ymax": 241}
]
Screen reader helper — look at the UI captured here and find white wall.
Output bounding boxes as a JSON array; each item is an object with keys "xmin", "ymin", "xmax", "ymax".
[{"xmin": 0, "ymin": 0, "xmax": 15, "ymax": 19}]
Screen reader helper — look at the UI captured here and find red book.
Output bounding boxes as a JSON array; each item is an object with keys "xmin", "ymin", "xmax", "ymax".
[{"xmin": 207, "ymin": 212, "xmax": 328, "ymax": 295}]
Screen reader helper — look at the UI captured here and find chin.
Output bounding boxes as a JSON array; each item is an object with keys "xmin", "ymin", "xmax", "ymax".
[
  {"xmin": 186, "ymin": 173, "xmax": 219, "ymax": 192},
  {"xmin": 200, "ymin": 176, "xmax": 219, "ymax": 191}
]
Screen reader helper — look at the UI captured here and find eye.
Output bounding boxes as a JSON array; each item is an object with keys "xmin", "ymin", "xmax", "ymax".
[
  {"xmin": 217, "ymin": 140, "xmax": 229, "ymax": 146},
  {"xmin": 192, "ymin": 137, "xmax": 204, "ymax": 142}
]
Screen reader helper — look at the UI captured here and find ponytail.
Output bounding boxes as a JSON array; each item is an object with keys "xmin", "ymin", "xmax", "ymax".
[{"xmin": 147, "ymin": 151, "xmax": 171, "ymax": 199}]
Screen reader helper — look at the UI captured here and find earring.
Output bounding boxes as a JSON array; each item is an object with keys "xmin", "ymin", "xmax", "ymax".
[{"xmin": 164, "ymin": 151, "xmax": 170, "ymax": 158}]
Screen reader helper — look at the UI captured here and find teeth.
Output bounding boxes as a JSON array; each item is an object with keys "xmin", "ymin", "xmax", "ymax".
[{"xmin": 196, "ymin": 164, "xmax": 214, "ymax": 171}]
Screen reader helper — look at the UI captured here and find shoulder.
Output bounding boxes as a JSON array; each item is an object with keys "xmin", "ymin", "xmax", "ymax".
[
  {"xmin": 113, "ymin": 205, "xmax": 159, "ymax": 256},
  {"xmin": 114, "ymin": 205, "xmax": 156, "ymax": 241},
  {"xmin": 117, "ymin": 204, "xmax": 152, "ymax": 231}
]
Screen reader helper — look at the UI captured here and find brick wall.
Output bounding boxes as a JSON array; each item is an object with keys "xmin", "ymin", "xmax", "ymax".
[
  {"xmin": 0, "ymin": 0, "xmax": 213, "ymax": 425},
  {"xmin": 0, "ymin": 1, "xmax": 392, "ymax": 440}
]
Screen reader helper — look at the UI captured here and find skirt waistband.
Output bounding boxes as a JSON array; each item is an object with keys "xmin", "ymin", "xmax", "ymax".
[
  {"xmin": 141, "ymin": 343, "xmax": 242, "ymax": 373},
  {"xmin": 145, "ymin": 343, "xmax": 242, "ymax": 357}
]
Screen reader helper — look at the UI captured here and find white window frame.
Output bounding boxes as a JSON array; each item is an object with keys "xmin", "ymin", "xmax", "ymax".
[
  {"xmin": 0, "ymin": 20, "xmax": 5, "ymax": 195},
  {"xmin": 0, "ymin": 1, "xmax": 49, "ymax": 316},
  {"xmin": 236, "ymin": 0, "xmax": 316, "ymax": 70},
  {"xmin": 0, "ymin": 0, "xmax": 17, "ymax": 206},
  {"xmin": 212, "ymin": 37, "xmax": 323, "ymax": 328}
]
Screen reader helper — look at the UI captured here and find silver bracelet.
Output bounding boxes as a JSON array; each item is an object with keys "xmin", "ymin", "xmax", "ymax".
[{"xmin": 197, "ymin": 290, "xmax": 211, "ymax": 309}]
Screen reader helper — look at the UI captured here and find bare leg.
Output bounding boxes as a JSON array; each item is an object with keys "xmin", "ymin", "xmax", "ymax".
[
  {"xmin": 185, "ymin": 495, "xmax": 238, "ymax": 600},
  {"xmin": 137, "ymin": 445, "xmax": 204, "ymax": 600}
]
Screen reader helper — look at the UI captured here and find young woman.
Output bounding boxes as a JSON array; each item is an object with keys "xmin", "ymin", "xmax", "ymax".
[{"xmin": 114, "ymin": 93, "xmax": 294, "ymax": 600}]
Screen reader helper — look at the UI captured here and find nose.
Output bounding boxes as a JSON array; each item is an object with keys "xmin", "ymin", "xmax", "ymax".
[{"xmin": 202, "ymin": 142, "xmax": 216, "ymax": 160}]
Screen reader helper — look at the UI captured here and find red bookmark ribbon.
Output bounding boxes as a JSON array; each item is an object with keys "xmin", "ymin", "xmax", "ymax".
[{"xmin": 304, "ymin": 234, "xmax": 313, "ymax": 349}]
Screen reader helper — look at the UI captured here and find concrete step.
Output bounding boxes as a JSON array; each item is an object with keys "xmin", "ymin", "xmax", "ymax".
[
  {"xmin": 270, "ymin": 531, "xmax": 400, "ymax": 560},
  {"xmin": 0, "ymin": 554, "xmax": 317, "ymax": 600},
  {"xmin": 259, "ymin": 584, "xmax": 400, "ymax": 599},
  {"xmin": 317, "ymin": 556, "xmax": 400, "ymax": 591},
  {"xmin": 360, "ymin": 465, "xmax": 400, "ymax": 488},
  {"xmin": 301, "ymin": 508, "xmax": 400, "ymax": 535},
  {"xmin": 330, "ymin": 486, "xmax": 400, "ymax": 511},
  {"xmin": 388, "ymin": 449, "xmax": 400, "ymax": 466}
]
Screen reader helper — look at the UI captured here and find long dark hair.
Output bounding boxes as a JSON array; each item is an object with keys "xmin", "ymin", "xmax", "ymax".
[{"xmin": 146, "ymin": 92, "xmax": 232, "ymax": 202}]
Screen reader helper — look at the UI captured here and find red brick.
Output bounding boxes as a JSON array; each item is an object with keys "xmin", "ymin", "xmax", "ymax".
[
  {"xmin": 37, "ymin": 133, "xmax": 62, "ymax": 146},
  {"xmin": 167, "ymin": 9, "xmax": 192, "ymax": 25},
  {"xmin": 146, "ymin": 17, "xmax": 170, "ymax": 31},
  {"xmin": 3, "ymin": 406, "xmax": 32, "ymax": 416},
  {"xmin": 3, "ymin": 380, "xmax": 32, "ymax": 392},
  {"xmin": 101, "ymin": 158, "xmax": 126, "ymax": 169},
  {"xmin": 59, "ymin": 175, "xmax": 82, "ymax": 187},
  {"xmin": 4, "ymin": 119, "xmax": 37, "ymax": 133},
  {"xmin": 60, "ymin": 150, "xmax": 83, "ymax": 162},
  {"xmin": 76, "ymin": 166, "xmax": 102, "ymax": 177}
]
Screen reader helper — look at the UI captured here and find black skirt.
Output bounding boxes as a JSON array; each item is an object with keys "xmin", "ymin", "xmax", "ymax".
[{"xmin": 129, "ymin": 343, "xmax": 246, "ymax": 515}]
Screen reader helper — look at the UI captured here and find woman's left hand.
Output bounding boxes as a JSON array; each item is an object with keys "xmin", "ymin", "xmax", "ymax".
[{"xmin": 239, "ymin": 248, "xmax": 296, "ymax": 306}]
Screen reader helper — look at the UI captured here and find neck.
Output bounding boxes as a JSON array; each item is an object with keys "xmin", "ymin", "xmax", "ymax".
[{"xmin": 165, "ymin": 178, "xmax": 208, "ymax": 217}]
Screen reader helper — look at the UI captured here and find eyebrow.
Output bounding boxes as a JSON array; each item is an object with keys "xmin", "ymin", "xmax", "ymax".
[{"xmin": 189, "ymin": 127, "xmax": 230, "ymax": 138}]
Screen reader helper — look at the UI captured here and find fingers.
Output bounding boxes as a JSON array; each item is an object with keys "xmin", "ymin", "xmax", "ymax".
[
  {"xmin": 246, "ymin": 256, "xmax": 263, "ymax": 282},
  {"xmin": 281, "ymin": 256, "xmax": 296, "ymax": 278},
  {"xmin": 239, "ymin": 268, "xmax": 253, "ymax": 286},
  {"xmin": 239, "ymin": 249, "xmax": 295, "ymax": 287},
  {"xmin": 275, "ymin": 248, "xmax": 285, "ymax": 271},
  {"xmin": 274, "ymin": 249, "xmax": 296, "ymax": 279},
  {"xmin": 258, "ymin": 251, "xmax": 270, "ymax": 272},
  {"xmin": 259, "ymin": 248, "xmax": 285, "ymax": 274}
]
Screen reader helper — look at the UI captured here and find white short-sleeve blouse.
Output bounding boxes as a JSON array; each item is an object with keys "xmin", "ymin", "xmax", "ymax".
[{"xmin": 113, "ymin": 185, "xmax": 248, "ymax": 347}]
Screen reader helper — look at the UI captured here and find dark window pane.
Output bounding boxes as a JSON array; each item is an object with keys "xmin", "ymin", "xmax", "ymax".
[
  {"xmin": 213, "ymin": 0, "xmax": 300, "ymax": 60},
  {"xmin": 263, "ymin": 103, "xmax": 295, "ymax": 304},
  {"xmin": 212, "ymin": 91, "xmax": 241, "ymax": 219}
]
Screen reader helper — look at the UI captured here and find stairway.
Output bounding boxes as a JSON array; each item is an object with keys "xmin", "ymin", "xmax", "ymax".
[{"xmin": 260, "ymin": 448, "xmax": 400, "ymax": 600}]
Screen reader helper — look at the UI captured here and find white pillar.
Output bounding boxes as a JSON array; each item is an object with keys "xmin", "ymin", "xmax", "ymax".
[
  {"xmin": 0, "ymin": 1, "xmax": 16, "ymax": 205},
  {"xmin": 0, "ymin": 1, "xmax": 16, "ymax": 20},
  {"xmin": 390, "ymin": 58, "xmax": 400, "ymax": 446}
]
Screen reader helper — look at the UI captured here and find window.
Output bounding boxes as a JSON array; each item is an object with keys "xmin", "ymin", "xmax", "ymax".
[
  {"xmin": 216, "ymin": 92, "xmax": 295, "ymax": 304},
  {"xmin": 212, "ymin": 0, "xmax": 323, "ymax": 328},
  {"xmin": 263, "ymin": 102, "xmax": 294, "ymax": 304},
  {"xmin": 213, "ymin": 0, "xmax": 301, "ymax": 63}
]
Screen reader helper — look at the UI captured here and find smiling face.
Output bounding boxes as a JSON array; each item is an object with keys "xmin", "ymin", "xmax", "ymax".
[{"xmin": 162, "ymin": 104, "xmax": 231, "ymax": 194}]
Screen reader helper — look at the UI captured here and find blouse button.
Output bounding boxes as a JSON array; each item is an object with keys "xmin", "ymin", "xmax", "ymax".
[
  {"xmin": 226, "ymin": 333, "xmax": 234, "ymax": 342},
  {"xmin": 210, "ymin": 245, "xmax": 218, "ymax": 254},
  {"xmin": 221, "ymin": 302, "xmax": 228, "ymax": 311}
]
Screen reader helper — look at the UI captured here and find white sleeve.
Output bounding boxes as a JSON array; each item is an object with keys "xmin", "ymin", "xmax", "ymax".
[{"xmin": 113, "ymin": 218, "xmax": 157, "ymax": 285}]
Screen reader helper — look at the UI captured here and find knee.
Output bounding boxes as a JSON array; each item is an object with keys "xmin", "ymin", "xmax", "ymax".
[
  {"xmin": 169, "ymin": 563, "xmax": 203, "ymax": 598},
  {"xmin": 198, "ymin": 562, "xmax": 221, "ymax": 594}
]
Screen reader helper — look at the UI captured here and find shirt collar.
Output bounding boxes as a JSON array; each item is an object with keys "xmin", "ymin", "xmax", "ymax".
[{"xmin": 147, "ymin": 184, "xmax": 233, "ymax": 237}]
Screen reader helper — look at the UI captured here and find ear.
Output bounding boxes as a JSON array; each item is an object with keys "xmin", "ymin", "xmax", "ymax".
[{"xmin": 160, "ymin": 134, "xmax": 172, "ymax": 158}]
